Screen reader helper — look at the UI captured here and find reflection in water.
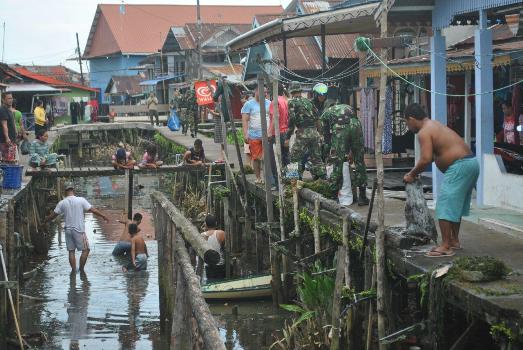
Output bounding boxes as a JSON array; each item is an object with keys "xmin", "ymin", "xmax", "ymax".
[
  {"xmin": 20, "ymin": 175, "xmax": 287, "ymax": 349},
  {"xmin": 67, "ymin": 271, "xmax": 90, "ymax": 350},
  {"xmin": 120, "ymin": 271, "xmax": 150, "ymax": 350}
]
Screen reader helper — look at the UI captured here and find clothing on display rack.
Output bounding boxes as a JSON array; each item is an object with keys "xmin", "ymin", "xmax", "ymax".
[
  {"xmin": 383, "ymin": 85, "xmax": 393, "ymax": 154},
  {"xmin": 360, "ymin": 87, "xmax": 375, "ymax": 152}
]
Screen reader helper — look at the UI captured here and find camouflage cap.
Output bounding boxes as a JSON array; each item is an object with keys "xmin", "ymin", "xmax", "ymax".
[{"xmin": 288, "ymin": 82, "xmax": 302, "ymax": 93}]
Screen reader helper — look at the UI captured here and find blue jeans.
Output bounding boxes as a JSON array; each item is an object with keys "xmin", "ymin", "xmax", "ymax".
[{"xmin": 112, "ymin": 241, "xmax": 131, "ymax": 256}]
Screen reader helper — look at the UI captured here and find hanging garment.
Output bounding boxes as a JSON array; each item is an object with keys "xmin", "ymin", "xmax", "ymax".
[
  {"xmin": 360, "ymin": 87, "xmax": 375, "ymax": 151},
  {"xmin": 382, "ymin": 85, "xmax": 393, "ymax": 154}
]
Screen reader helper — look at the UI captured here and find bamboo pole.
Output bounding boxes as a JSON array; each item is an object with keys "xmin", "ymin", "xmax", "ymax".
[
  {"xmin": 272, "ymin": 77, "xmax": 289, "ymax": 302},
  {"xmin": 0, "ymin": 244, "xmax": 23, "ymax": 349},
  {"xmin": 221, "ymin": 78, "xmax": 249, "ymax": 215},
  {"xmin": 173, "ymin": 234, "xmax": 225, "ymax": 350},
  {"xmin": 375, "ymin": 2, "xmax": 390, "ymax": 349},
  {"xmin": 151, "ymin": 191, "xmax": 220, "ymax": 265}
]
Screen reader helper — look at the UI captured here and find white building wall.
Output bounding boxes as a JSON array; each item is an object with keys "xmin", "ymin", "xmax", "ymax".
[{"xmin": 484, "ymin": 154, "xmax": 523, "ymax": 211}]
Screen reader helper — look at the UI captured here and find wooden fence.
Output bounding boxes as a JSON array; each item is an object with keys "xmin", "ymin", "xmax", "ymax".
[{"xmin": 151, "ymin": 191, "xmax": 225, "ymax": 350}]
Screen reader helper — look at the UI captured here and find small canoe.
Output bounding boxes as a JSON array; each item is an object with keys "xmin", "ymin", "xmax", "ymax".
[{"xmin": 202, "ymin": 274, "xmax": 272, "ymax": 300}]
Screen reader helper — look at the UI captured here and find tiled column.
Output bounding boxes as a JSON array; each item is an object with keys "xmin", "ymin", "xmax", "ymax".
[
  {"xmin": 430, "ymin": 29, "xmax": 447, "ymax": 201},
  {"xmin": 475, "ymin": 9, "xmax": 494, "ymax": 207}
]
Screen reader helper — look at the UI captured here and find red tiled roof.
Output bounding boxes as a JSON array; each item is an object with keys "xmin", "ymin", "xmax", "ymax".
[
  {"xmin": 12, "ymin": 67, "xmax": 98, "ymax": 93},
  {"xmin": 84, "ymin": 4, "xmax": 283, "ymax": 58}
]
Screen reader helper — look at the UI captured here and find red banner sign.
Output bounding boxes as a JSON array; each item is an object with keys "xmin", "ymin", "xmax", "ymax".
[{"xmin": 194, "ymin": 80, "xmax": 217, "ymax": 106}]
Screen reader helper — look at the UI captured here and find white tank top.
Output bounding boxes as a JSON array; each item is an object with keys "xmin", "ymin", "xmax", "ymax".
[{"xmin": 204, "ymin": 230, "xmax": 224, "ymax": 265}]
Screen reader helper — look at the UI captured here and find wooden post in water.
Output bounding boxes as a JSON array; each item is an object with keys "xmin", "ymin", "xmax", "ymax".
[
  {"xmin": 330, "ymin": 245, "xmax": 347, "ymax": 350},
  {"xmin": 375, "ymin": 2, "xmax": 391, "ymax": 348},
  {"xmin": 127, "ymin": 169, "xmax": 133, "ymax": 220},
  {"xmin": 313, "ymin": 197, "xmax": 321, "ymax": 254},
  {"xmin": 293, "ymin": 179, "xmax": 301, "ymax": 259}
]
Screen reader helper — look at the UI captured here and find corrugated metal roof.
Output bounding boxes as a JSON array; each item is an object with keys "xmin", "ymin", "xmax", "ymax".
[
  {"xmin": 12, "ymin": 66, "xmax": 98, "ymax": 93},
  {"xmin": 6, "ymin": 83, "xmax": 62, "ymax": 93},
  {"xmin": 269, "ymin": 36, "xmax": 324, "ymax": 70},
  {"xmin": 84, "ymin": 4, "xmax": 283, "ymax": 58},
  {"xmin": 325, "ymin": 34, "xmax": 358, "ymax": 58},
  {"xmin": 105, "ymin": 75, "xmax": 143, "ymax": 94}
]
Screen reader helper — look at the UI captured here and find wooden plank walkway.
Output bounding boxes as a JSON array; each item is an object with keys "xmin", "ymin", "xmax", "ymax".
[{"xmin": 25, "ymin": 164, "xmax": 220, "ymax": 178}]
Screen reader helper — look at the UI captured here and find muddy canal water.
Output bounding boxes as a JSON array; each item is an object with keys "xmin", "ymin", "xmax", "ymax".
[{"xmin": 19, "ymin": 175, "xmax": 285, "ymax": 349}]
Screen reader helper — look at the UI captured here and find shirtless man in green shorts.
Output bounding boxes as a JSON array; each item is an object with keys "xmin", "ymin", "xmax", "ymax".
[{"xmin": 402, "ymin": 103, "xmax": 479, "ymax": 258}]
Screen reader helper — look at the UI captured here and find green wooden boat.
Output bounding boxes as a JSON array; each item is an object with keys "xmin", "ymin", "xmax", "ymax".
[{"xmin": 201, "ymin": 274, "xmax": 272, "ymax": 300}]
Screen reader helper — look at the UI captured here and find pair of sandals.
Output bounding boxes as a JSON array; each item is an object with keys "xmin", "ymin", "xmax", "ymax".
[
  {"xmin": 425, "ymin": 245, "xmax": 461, "ymax": 258},
  {"xmin": 255, "ymin": 178, "xmax": 264, "ymax": 184}
]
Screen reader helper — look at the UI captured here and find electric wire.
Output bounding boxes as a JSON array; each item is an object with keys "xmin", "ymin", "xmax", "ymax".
[{"xmin": 363, "ymin": 40, "xmax": 523, "ymax": 97}]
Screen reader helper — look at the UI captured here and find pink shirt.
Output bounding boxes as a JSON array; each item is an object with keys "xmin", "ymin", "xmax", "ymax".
[{"xmin": 268, "ymin": 96, "xmax": 289, "ymax": 137}]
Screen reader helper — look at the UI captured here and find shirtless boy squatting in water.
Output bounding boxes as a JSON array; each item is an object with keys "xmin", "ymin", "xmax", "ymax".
[
  {"xmin": 123, "ymin": 223, "xmax": 148, "ymax": 272},
  {"xmin": 112, "ymin": 212, "xmax": 142, "ymax": 256},
  {"xmin": 402, "ymin": 103, "xmax": 479, "ymax": 258}
]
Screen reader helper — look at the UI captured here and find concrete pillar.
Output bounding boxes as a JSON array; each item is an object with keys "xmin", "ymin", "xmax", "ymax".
[
  {"xmin": 430, "ymin": 30, "xmax": 447, "ymax": 201},
  {"xmin": 475, "ymin": 10, "xmax": 494, "ymax": 207},
  {"xmin": 413, "ymin": 76, "xmax": 421, "ymax": 163}
]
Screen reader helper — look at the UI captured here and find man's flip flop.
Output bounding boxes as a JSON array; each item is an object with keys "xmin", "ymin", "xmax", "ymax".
[
  {"xmin": 450, "ymin": 246, "xmax": 462, "ymax": 250},
  {"xmin": 425, "ymin": 250, "xmax": 455, "ymax": 258}
]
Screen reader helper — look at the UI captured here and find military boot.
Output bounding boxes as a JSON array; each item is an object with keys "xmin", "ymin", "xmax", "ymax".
[{"xmin": 358, "ymin": 186, "xmax": 369, "ymax": 206}]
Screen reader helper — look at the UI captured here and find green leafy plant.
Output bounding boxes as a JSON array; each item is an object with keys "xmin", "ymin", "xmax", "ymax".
[
  {"xmin": 226, "ymin": 129, "xmax": 245, "ymax": 145},
  {"xmin": 272, "ymin": 263, "xmax": 334, "ymax": 349},
  {"xmin": 212, "ymin": 185, "xmax": 230, "ymax": 199},
  {"xmin": 490, "ymin": 322, "xmax": 514, "ymax": 344}
]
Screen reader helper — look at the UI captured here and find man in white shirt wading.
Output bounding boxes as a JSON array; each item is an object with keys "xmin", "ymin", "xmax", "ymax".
[{"xmin": 45, "ymin": 183, "xmax": 109, "ymax": 272}]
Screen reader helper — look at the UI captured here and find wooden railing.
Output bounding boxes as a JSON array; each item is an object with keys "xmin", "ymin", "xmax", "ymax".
[
  {"xmin": 151, "ymin": 191, "xmax": 225, "ymax": 350},
  {"xmin": 109, "ymin": 104, "xmax": 170, "ymax": 116}
]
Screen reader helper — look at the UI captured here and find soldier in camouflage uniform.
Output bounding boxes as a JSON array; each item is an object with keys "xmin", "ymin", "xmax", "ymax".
[
  {"xmin": 184, "ymin": 87, "xmax": 199, "ymax": 138},
  {"xmin": 286, "ymin": 82, "xmax": 325, "ymax": 179},
  {"xmin": 178, "ymin": 89, "xmax": 189, "ymax": 135},
  {"xmin": 321, "ymin": 104, "xmax": 369, "ymax": 206}
]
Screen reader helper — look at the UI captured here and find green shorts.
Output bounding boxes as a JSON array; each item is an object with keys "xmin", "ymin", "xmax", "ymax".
[{"xmin": 435, "ymin": 157, "xmax": 479, "ymax": 223}]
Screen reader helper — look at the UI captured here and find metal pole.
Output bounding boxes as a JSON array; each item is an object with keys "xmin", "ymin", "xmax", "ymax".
[
  {"xmin": 76, "ymin": 32, "xmax": 85, "ymax": 85},
  {"xmin": 196, "ymin": 0, "xmax": 202, "ymax": 80},
  {"xmin": 160, "ymin": 47, "xmax": 167, "ymax": 104}
]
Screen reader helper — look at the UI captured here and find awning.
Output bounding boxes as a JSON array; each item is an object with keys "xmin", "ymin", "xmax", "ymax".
[
  {"xmin": 139, "ymin": 74, "xmax": 184, "ymax": 86},
  {"xmin": 364, "ymin": 54, "xmax": 512, "ymax": 78},
  {"xmin": 226, "ymin": 1, "xmax": 380, "ymax": 52},
  {"xmin": 6, "ymin": 83, "xmax": 62, "ymax": 93}
]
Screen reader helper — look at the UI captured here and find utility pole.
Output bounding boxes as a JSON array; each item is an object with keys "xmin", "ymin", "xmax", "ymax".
[
  {"xmin": 196, "ymin": 0, "xmax": 202, "ymax": 80},
  {"xmin": 76, "ymin": 32, "xmax": 85, "ymax": 85}
]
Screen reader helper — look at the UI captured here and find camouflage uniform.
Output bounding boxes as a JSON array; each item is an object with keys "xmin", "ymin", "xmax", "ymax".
[
  {"xmin": 178, "ymin": 91, "xmax": 189, "ymax": 135},
  {"xmin": 287, "ymin": 86, "xmax": 325, "ymax": 179},
  {"xmin": 184, "ymin": 89, "xmax": 198, "ymax": 137},
  {"xmin": 321, "ymin": 104, "xmax": 367, "ymax": 193}
]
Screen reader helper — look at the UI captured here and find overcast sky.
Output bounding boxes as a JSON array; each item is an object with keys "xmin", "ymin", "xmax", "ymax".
[{"xmin": 0, "ymin": 0, "xmax": 289, "ymax": 73}]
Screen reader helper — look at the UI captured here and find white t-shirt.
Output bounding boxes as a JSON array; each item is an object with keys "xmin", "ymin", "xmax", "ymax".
[
  {"xmin": 241, "ymin": 98, "xmax": 271, "ymax": 139},
  {"xmin": 54, "ymin": 195, "xmax": 92, "ymax": 232}
]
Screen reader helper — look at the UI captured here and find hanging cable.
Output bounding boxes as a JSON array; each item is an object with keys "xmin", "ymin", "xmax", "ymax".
[{"xmin": 362, "ymin": 39, "xmax": 523, "ymax": 97}]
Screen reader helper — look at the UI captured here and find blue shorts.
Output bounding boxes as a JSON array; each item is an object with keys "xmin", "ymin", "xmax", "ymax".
[
  {"xmin": 112, "ymin": 241, "xmax": 131, "ymax": 256},
  {"xmin": 436, "ymin": 157, "xmax": 479, "ymax": 223}
]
